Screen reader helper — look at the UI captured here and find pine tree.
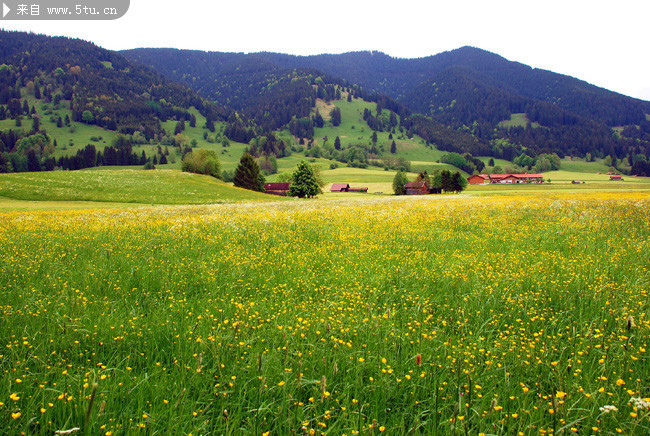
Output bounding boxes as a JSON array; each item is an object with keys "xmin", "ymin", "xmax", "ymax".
[
  {"xmin": 330, "ymin": 107, "xmax": 341, "ymax": 126},
  {"xmin": 174, "ymin": 119, "xmax": 185, "ymax": 135},
  {"xmin": 390, "ymin": 140, "xmax": 397, "ymax": 154},
  {"xmin": 288, "ymin": 161, "xmax": 321, "ymax": 198},
  {"xmin": 27, "ymin": 149, "xmax": 40, "ymax": 172},
  {"xmin": 334, "ymin": 136, "xmax": 341, "ymax": 150},
  {"xmin": 234, "ymin": 153, "xmax": 265, "ymax": 192},
  {"xmin": 313, "ymin": 110, "xmax": 324, "ymax": 128}
]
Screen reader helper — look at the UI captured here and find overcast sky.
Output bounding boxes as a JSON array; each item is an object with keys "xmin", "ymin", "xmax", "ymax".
[{"xmin": 2, "ymin": 0, "xmax": 649, "ymax": 101}]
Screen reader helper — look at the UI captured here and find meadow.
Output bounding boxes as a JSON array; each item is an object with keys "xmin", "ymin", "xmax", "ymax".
[
  {"xmin": 1, "ymin": 192, "xmax": 649, "ymax": 435},
  {"xmin": 0, "ymin": 170, "xmax": 275, "ymax": 206}
]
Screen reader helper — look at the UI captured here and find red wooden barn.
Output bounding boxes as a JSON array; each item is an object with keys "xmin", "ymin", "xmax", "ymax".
[
  {"xmin": 467, "ymin": 174, "xmax": 489, "ymax": 184},
  {"xmin": 405, "ymin": 180, "xmax": 430, "ymax": 195},
  {"xmin": 330, "ymin": 183, "xmax": 350, "ymax": 192},
  {"xmin": 264, "ymin": 182, "xmax": 291, "ymax": 196}
]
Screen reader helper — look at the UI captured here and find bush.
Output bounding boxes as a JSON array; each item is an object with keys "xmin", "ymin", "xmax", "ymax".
[{"xmin": 181, "ymin": 149, "xmax": 221, "ymax": 179}]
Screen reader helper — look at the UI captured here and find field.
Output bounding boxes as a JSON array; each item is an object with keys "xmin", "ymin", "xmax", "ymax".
[
  {"xmin": 1, "ymin": 192, "xmax": 649, "ymax": 435},
  {"xmin": 0, "ymin": 170, "xmax": 276, "ymax": 206}
]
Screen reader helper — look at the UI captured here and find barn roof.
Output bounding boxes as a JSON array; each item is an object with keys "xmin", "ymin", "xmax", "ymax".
[
  {"xmin": 264, "ymin": 183, "xmax": 290, "ymax": 190},
  {"xmin": 405, "ymin": 180, "xmax": 429, "ymax": 188},
  {"xmin": 330, "ymin": 183, "xmax": 350, "ymax": 192},
  {"xmin": 489, "ymin": 173, "xmax": 543, "ymax": 179}
]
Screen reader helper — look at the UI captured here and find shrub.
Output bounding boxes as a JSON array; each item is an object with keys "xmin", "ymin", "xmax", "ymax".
[{"xmin": 181, "ymin": 149, "xmax": 221, "ymax": 179}]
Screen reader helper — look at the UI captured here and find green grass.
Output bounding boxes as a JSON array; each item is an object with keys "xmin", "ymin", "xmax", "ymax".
[
  {"xmin": 0, "ymin": 169, "xmax": 281, "ymax": 205},
  {"xmin": 497, "ymin": 113, "xmax": 541, "ymax": 129},
  {"xmin": 1, "ymin": 193, "xmax": 648, "ymax": 434}
]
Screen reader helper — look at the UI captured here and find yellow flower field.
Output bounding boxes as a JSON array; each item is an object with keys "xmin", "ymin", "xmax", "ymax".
[{"xmin": 1, "ymin": 193, "xmax": 649, "ymax": 434}]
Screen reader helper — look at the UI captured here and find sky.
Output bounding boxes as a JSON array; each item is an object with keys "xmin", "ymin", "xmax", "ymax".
[{"xmin": 2, "ymin": 0, "xmax": 649, "ymax": 101}]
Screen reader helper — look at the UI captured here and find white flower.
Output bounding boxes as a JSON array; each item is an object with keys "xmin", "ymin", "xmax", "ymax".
[
  {"xmin": 631, "ymin": 397, "xmax": 650, "ymax": 410},
  {"xmin": 599, "ymin": 405, "xmax": 618, "ymax": 413}
]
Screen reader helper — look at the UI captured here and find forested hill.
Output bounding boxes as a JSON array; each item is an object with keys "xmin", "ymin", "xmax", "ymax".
[
  {"xmin": 123, "ymin": 46, "xmax": 650, "ymax": 128},
  {"xmin": 0, "ymin": 30, "xmax": 228, "ymax": 138},
  {"xmin": 123, "ymin": 46, "xmax": 650, "ymax": 163}
]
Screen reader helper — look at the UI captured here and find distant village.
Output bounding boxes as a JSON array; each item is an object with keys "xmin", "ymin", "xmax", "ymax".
[{"xmin": 263, "ymin": 171, "xmax": 625, "ymax": 197}]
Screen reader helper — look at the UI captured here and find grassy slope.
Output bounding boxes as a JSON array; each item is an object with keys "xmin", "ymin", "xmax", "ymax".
[
  {"xmin": 0, "ymin": 169, "xmax": 280, "ymax": 205},
  {"xmin": 4, "ymin": 88, "xmax": 644, "ymax": 197}
]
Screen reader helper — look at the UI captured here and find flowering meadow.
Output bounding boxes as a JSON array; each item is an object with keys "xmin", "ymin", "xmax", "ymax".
[{"xmin": 1, "ymin": 193, "xmax": 649, "ymax": 435}]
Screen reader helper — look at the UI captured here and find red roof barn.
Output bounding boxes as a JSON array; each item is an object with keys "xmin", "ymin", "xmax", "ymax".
[
  {"xmin": 330, "ymin": 183, "xmax": 350, "ymax": 192},
  {"xmin": 264, "ymin": 182, "xmax": 290, "ymax": 196},
  {"xmin": 467, "ymin": 174, "xmax": 489, "ymax": 184},
  {"xmin": 405, "ymin": 180, "xmax": 430, "ymax": 195}
]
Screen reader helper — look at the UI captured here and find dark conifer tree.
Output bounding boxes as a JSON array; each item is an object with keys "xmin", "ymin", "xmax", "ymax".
[
  {"xmin": 174, "ymin": 119, "xmax": 185, "ymax": 135},
  {"xmin": 334, "ymin": 136, "xmax": 341, "ymax": 151},
  {"xmin": 390, "ymin": 140, "xmax": 397, "ymax": 154},
  {"xmin": 313, "ymin": 110, "xmax": 324, "ymax": 128},
  {"xmin": 330, "ymin": 107, "xmax": 341, "ymax": 126},
  {"xmin": 26, "ymin": 149, "xmax": 40, "ymax": 172},
  {"xmin": 234, "ymin": 153, "xmax": 265, "ymax": 192}
]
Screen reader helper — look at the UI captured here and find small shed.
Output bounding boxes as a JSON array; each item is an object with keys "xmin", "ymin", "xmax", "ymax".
[
  {"xmin": 609, "ymin": 175, "xmax": 623, "ymax": 181},
  {"xmin": 264, "ymin": 182, "xmax": 291, "ymax": 196},
  {"xmin": 405, "ymin": 180, "xmax": 430, "ymax": 195},
  {"xmin": 330, "ymin": 183, "xmax": 351, "ymax": 192}
]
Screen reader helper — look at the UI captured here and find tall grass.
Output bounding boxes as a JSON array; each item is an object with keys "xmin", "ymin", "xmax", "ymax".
[{"xmin": 1, "ymin": 193, "xmax": 649, "ymax": 434}]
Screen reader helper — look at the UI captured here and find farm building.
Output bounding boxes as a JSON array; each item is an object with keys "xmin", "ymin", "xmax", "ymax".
[
  {"xmin": 467, "ymin": 174, "xmax": 490, "ymax": 184},
  {"xmin": 467, "ymin": 173, "xmax": 544, "ymax": 184},
  {"xmin": 330, "ymin": 183, "xmax": 368, "ymax": 193},
  {"xmin": 264, "ymin": 182, "xmax": 291, "ymax": 196},
  {"xmin": 610, "ymin": 175, "xmax": 623, "ymax": 181},
  {"xmin": 330, "ymin": 183, "xmax": 350, "ymax": 192},
  {"xmin": 405, "ymin": 180, "xmax": 430, "ymax": 195}
]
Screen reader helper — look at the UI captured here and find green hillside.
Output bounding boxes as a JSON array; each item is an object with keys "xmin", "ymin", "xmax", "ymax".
[{"xmin": 0, "ymin": 169, "xmax": 279, "ymax": 205}]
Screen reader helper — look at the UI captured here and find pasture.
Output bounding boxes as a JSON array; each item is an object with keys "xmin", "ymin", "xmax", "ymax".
[{"xmin": 1, "ymin": 192, "xmax": 649, "ymax": 435}]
